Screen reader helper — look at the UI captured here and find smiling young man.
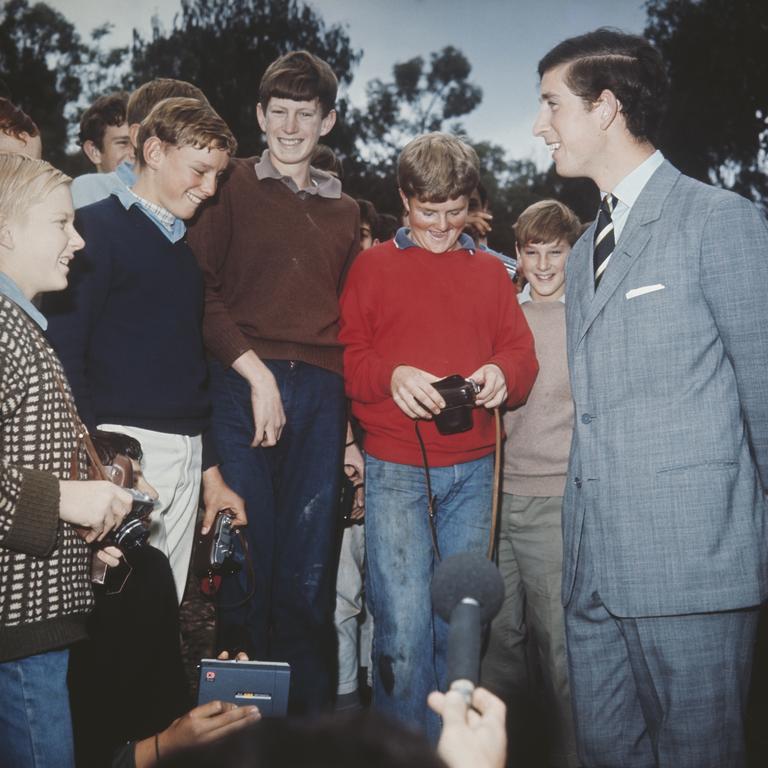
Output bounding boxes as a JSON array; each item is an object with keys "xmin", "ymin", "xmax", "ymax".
[
  {"xmin": 187, "ymin": 51, "xmax": 360, "ymax": 715},
  {"xmin": 481, "ymin": 200, "xmax": 582, "ymax": 768},
  {"xmin": 534, "ymin": 29, "xmax": 768, "ymax": 767},
  {"xmin": 46, "ymin": 98, "xmax": 245, "ymax": 603},
  {"xmin": 339, "ymin": 132, "xmax": 538, "ymax": 741}
]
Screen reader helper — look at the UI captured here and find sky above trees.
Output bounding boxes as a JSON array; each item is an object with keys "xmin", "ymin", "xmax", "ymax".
[{"xmin": 48, "ymin": 0, "xmax": 647, "ymax": 166}]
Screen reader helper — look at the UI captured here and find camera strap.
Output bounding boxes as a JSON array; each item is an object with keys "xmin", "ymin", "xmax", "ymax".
[{"xmin": 414, "ymin": 408, "xmax": 502, "ymax": 562}]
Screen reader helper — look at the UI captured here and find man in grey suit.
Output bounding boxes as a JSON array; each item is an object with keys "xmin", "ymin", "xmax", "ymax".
[{"xmin": 533, "ymin": 28, "xmax": 768, "ymax": 767}]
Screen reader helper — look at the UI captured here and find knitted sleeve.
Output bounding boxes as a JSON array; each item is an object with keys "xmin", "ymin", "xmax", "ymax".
[{"xmin": 0, "ymin": 322, "xmax": 61, "ymax": 556}]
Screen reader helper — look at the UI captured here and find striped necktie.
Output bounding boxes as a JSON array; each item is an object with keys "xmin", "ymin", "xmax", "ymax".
[{"xmin": 593, "ymin": 194, "xmax": 617, "ymax": 287}]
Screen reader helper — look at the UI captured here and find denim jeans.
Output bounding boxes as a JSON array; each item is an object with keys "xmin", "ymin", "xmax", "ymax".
[
  {"xmin": 0, "ymin": 649, "xmax": 75, "ymax": 768},
  {"xmin": 209, "ymin": 359, "xmax": 346, "ymax": 714},
  {"xmin": 365, "ymin": 453, "xmax": 493, "ymax": 743}
]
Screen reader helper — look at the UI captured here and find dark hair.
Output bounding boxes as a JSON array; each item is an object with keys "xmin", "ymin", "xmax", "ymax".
[
  {"xmin": 78, "ymin": 92, "xmax": 128, "ymax": 149},
  {"xmin": 127, "ymin": 78, "xmax": 209, "ymax": 126},
  {"xmin": 160, "ymin": 711, "xmax": 447, "ymax": 768},
  {"xmin": 514, "ymin": 199, "xmax": 583, "ymax": 248},
  {"xmin": 311, "ymin": 144, "xmax": 344, "ymax": 179},
  {"xmin": 259, "ymin": 51, "xmax": 338, "ymax": 117},
  {"xmin": 135, "ymin": 97, "xmax": 237, "ymax": 167},
  {"xmin": 0, "ymin": 97, "xmax": 39, "ymax": 139},
  {"xmin": 91, "ymin": 430, "xmax": 143, "ymax": 465},
  {"xmin": 537, "ymin": 27, "xmax": 668, "ymax": 144},
  {"xmin": 356, "ymin": 198, "xmax": 378, "ymax": 230},
  {"xmin": 374, "ymin": 212, "xmax": 399, "ymax": 242}
]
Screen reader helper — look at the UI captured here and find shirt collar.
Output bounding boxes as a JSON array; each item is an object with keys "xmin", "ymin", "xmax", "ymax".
[
  {"xmin": 606, "ymin": 150, "xmax": 665, "ymax": 210},
  {"xmin": 254, "ymin": 150, "xmax": 342, "ymax": 198},
  {"xmin": 394, "ymin": 226, "xmax": 476, "ymax": 253},
  {"xmin": 0, "ymin": 272, "xmax": 48, "ymax": 329},
  {"xmin": 518, "ymin": 281, "xmax": 565, "ymax": 305},
  {"xmin": 113, "ymin": 184, "xmax": 186, "ymax": 243},
  {"xmin": 115, "ymin": 160, "xmax": 137, "ymax": 186}
]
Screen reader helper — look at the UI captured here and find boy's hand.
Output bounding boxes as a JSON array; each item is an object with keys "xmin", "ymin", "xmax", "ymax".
[
  {"xmin": 470, "ymin": 364, "xmax": 507, "ymax": 409},
  {"xmin": 465, "ymin": 209, "xmax": 493, "ymax": 239},
  {"xmin": 201, "ymin": 466, "xmax": 247, "ymax": 535},
  {"xmin": 428, "ymin": 687, "xmax": 507, "ymax": 768},
  {"xmin": 59, "ymin": 480, "xmax": 132, "ymax": 543},
  {"xmin": 232, "ymin": 351, "xmax": 286, "ymax": 447},
  {"xmin": 391, "ymin": 365, "xmax": 444, "ymax": 420}
]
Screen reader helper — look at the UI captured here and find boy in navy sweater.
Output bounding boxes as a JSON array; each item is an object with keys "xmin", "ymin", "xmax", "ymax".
[{"xmin": 46, "ymin": 97, "xmax": 245, "ymax": 601}]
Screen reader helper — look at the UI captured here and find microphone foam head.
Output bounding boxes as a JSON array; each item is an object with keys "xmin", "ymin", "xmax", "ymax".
[{"xmin": 431, "ymin": 551, "xmax": 504, "ymax": 624}]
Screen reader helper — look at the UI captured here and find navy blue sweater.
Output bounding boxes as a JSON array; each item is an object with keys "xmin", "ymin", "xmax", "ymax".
[{"xmin": 45, "ymin": 196, "xmax": 211, "ymax": 439}]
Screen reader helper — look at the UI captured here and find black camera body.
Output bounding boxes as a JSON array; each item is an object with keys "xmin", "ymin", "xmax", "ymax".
[
  {"xmin": 104, "ymin": 488, "xmax": 154, "ymax": 550},
  {"xmin": 432, "ymin": 375, "xmax": 481, "ymax": 435}
]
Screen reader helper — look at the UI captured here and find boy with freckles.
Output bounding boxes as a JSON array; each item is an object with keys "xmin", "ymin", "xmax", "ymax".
[
  {"xmin": 46, "ymin": 97, "xmax": 246, "ymax": 604},
  {"xmin": 339, "ymin": 132, "xmax": 538, "ymax": 740}
]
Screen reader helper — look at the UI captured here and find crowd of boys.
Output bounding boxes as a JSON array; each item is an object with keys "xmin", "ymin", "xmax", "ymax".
[{"xmin": 1, "ymin": 25, "xmax": 767, "ymax": 768}]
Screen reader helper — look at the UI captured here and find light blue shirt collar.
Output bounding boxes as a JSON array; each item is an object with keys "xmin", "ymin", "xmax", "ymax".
[
  {"xmin": 394, "ymin": 226, "xmax": 476, "ymax": 253},
  {"xmin": 604, "ymin": 150, "xmax": 665, "ymax": 242},
  {"xmin": 0, "ymin": 272, "xmax": 48, "ymax": 329},
  {"xmin": 113, "ymin": 180, "xmax": 186, "ymax": 243},
  {"xmin": 115, "ymin": 160, "xmax": 136, "ymax": 186},
  {"xmin": 518, "ymin": 281, "xmax": 565, "ymax": 305}
]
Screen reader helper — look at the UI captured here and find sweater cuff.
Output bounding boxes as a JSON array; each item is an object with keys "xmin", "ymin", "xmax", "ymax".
[
  {"xmin": 205, "ymin": 325, "xmax": 252, "ymax": 370},
  {"xmin": 4, "ymin": 469, "xmax": 60, "ymax": 557}
]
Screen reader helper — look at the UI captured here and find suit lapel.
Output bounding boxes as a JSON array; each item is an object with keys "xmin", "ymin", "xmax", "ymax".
[{"xmin": 576, "ymin": 161, "xmax": 681, "ymax": 347}]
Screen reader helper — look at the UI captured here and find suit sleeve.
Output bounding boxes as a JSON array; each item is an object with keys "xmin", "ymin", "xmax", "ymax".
[
  {"xmin": 187, "ymin": 175, "xmax": 252, "ymax": 368},
  {"xmin": 701, "ymin": 195, "xmax": 768, "ymax": 489},
  {"xmin": 44, "ymin": 212, "xmax": 112, "ymax": 430}
]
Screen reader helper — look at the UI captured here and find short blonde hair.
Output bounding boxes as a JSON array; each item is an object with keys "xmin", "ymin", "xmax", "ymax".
[
  {"xmin": 0, "ymin": 153, "xmax": 70, "ymax": 228},
  {"xmin": 514, "ymin": 199, "xmax": 583, "ymax": 248},
  {"xmin": 136, "ymin": 97, "xmax": 237, "ymax": 167},
  {"xmin": 398, "ymin": 132, "xmax": 479, "ymax": 202}
]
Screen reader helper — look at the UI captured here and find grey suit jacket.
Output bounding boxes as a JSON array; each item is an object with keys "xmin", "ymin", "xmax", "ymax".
[{"xmin": 563, "ymin": 160, "xmax": 768, "ymax": 616}]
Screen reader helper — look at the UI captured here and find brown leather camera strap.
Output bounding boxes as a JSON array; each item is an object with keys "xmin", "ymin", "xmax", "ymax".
[{"xmin": 415, "ymin": 408, "xmax": 502, "ymax": 562}]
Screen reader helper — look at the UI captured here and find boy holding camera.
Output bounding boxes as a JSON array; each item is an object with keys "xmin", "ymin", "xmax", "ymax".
[
  {"xmin": 339, "ymin": 132, "xmax": 537, "ymax": 740},
  {"xmin": 46, "ymin": 97, "xmax": 245, "ymax": 603}
]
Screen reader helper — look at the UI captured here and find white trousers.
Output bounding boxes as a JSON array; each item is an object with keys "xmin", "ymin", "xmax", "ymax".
[{"xmin": 99, "ymin": 424, "xmax": 202, "ymax": 603}]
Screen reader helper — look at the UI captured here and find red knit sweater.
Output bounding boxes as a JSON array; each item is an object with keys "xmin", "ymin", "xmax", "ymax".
[{"xmin": 339, "ymin": 238, "xmax": 538, "ymax": 466}]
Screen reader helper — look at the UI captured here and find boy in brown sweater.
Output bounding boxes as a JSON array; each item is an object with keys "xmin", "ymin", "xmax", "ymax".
[
  {"xmin": 481, "ymin": 200, "xmax": 583, "ymax": 768},
  {"xmin": 187, "ymin": 51, "xmax": 360, "ymax": 715}
]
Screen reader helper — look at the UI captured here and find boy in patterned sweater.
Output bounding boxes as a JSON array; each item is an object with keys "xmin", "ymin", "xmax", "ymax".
[{"xmin": 0, "ymin": 154, "xmax": 133, "ymax": 768}]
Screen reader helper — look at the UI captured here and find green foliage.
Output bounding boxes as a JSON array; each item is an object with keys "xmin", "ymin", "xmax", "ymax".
[
  {"xmin": 646, "ymin": 0, "xmax": 768, "ymax": 204},
  {"xmin": 0, "ymin": 0, "xmax": 86, "ymax": 166},
  {"xmin": 127, "ymin": 0, "xmax": 362, "ymax": 157}
]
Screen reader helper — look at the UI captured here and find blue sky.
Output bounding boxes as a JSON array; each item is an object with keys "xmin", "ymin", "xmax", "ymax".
[{"xmin": 51, "ymin": 0, "xmax": 647, "ymax": 166}]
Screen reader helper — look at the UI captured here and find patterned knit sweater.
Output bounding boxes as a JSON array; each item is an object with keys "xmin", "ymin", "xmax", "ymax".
[{"xmin": 0, "ymin": 294, "xmax": 92, "ymax": 662}]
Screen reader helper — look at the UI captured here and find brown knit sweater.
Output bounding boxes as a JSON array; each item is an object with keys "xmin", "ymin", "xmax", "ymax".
[
  {"xmin": 503, "ymin": 300, "xmax": 574, "ymax": 497},
  {"xmin": 0, "ymin": 295, "xmax": 92, "ymax": 662},
  {"xmin": 187, "ymin": 156, "xmax": 360, "ymax": 375}
]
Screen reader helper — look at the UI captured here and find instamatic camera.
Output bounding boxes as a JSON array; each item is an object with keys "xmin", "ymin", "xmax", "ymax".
[{"xmin": 431, "ymin": 375, "xmax": 481, "ymax": 435}]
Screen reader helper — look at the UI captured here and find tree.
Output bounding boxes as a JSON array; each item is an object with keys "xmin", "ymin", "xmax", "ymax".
[
  {"xmin": 0, "ymin": 0, "xmax": 87, "ymax": 166},
  {"xmin": 127, "ymin": 0, "xmax": 361, "ymax": 157},
  {"xmin": 344, "ymin": 46, "xmax": 483, "ymax": 217},
  {"xmin": 645, "ymin": 0, "xmax": 768, "ymax": 205}
]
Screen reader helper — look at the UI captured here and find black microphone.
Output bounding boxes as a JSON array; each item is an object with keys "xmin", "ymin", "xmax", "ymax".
[{"xmin": 431, "ymin": 551, "xmax": 504, "ymax": 704}]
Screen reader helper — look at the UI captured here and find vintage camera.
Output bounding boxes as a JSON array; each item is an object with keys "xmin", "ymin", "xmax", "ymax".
[
  {"xmin": 103, "ymin": 487, "xmax": 154, "ymax": 551},
  {"xmin": 432, "ymin": 375, "xmax": 481, "ymax": 435},
  {"xmin": 194, "ymin": 510, "xmax": 238, "ymax": 579}
]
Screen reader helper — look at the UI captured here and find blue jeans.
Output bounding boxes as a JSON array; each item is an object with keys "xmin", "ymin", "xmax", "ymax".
[
  {"xmin": 365, "ymin": 453, "xmax": 493, "ymax": 743},
  {"xmin": 0, "ymin": 649, "xmax": 75, "ymax": 768},
  {"xmin": 209, "ymin": 360, "xmax": 346, "ymax": 714}
]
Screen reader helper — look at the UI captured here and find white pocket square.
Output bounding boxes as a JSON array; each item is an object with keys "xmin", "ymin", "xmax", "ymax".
[{"xmin": 625, "ymin": 284, "xmax": 665, "ymax": 300}]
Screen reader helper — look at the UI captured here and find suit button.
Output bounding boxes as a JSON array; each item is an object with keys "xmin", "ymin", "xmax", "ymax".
[
  {"xmin": 574, "ymin": 476, "xmax": 582, "ymax": 488},
  {"xmin": 581, "ymin": 413, "xmax": 593, "ymax": 424}
]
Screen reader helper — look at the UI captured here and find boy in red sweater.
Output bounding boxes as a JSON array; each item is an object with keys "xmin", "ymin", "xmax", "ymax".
[{"xmin": 339, "ymin": 132, "xmax": 538, "ymax": 740}]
